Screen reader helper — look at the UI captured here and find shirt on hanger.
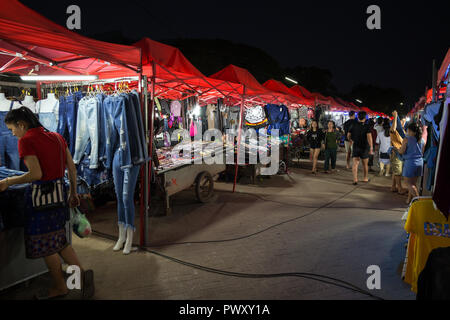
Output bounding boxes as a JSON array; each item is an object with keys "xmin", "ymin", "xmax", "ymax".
[{"xmin": 404, "ymin": 199, "xmax": 450, "ymax": 293}]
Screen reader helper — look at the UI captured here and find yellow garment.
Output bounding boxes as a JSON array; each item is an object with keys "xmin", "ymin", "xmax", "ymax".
[
  {"xmin": 390, "ymin": 130, "xmax": 403, "ymax": 149},
  {"xmin": 404, "ymin": 199, "xmax": 450, "ymax": 293}
]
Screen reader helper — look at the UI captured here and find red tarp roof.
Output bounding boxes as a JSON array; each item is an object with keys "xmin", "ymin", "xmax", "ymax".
[
  {"xmin": 438, "ymin": 48, "xmax": 450, "ymax": 84},
  {"xmin": 210, "ymin": 64, "xmax": 288, "ymax": 105},
  {"xmin": 134, "ymin": 38, "xmax": 243, "ymax": 104},
  {"xmin": 289, "ymin": 85, "xmax": 315, "ymax": 106},
  {"xmin": 0, "ymin": 0, "xmax": 141, "ymax": 77},
  {"xmin": 262, "ymin": 79, "xmax": 305, "ymax": 106}
]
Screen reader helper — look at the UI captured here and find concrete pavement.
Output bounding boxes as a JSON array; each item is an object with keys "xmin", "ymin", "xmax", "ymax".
[{"xmin": 0, "ymin": 152, "xmax": 415, "ymax": 300}]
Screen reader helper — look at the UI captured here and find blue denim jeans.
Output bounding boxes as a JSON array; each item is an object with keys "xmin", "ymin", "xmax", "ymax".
[
  {"xmin": 58, "ymin": 92, "xmax": 84, "ymax": 155},
  {"xmin": 122, "ymin": 93, "xmax": 145, "ymax": 166},
  {"xmin": 103, "ymin": 96, "xmax": 119, "ymax": 170},
  {"xmin": 112, "ymin": 150, "xmax": 140, "ymax": 231},
  {"xmin": 96, "ymin": 94, "xmax": 106, "ymax": 162},
  {"xmin": 39, "ymin": 112, "xmax": 58, "ymax": 132},
  {"xmin": 0, "ymin": 134, "xmax": 20, "ymax": 170},
  {"xmin": 73, "ymin": 96, "xmax": 100, "ymax": 169}
]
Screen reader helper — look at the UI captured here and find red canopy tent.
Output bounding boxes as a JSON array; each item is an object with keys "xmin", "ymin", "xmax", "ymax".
[
  {"xmin": 210, "ymin": 64, "xmax": 285, "ymax": 106},
  {"xmin": 0, "ymin": 0, "xmax": 141, "ymax": 78},
  {"xmin": 262, "ymin": 79, "xmax": 304, "ymax": 106},
  {"xmin": 132, "ymin": 38, "xmax": 243, "ymax": 105},
  {"xmin": 289, "ymin": 85, "xmax": 315, "ymax": 106}
]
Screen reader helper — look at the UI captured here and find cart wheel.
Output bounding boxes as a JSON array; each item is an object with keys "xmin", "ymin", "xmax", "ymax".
[{"xmin": 195, "ymin": 172, "xmax": 214, "ymax": 203}]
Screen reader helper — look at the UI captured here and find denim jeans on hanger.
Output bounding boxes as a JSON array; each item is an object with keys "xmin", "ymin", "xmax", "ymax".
[
  {"xmin": 73, "ymin": 96, "xmax": 100, "ymax": 169},
  {"xmin": 0, "ymin": 134, "xmax": 20, "ymax": 170},
  {"xmin": 131, "ymin": 91, "xmax": 148, "ymax": 161},
  {"xmin": 96, "ymin": 94, "xmax": 106, "ymax": 162},
  {"xmin": 122, "ymin": 93, "xmax": 145, "ymax": 166},
  {"xmin": 58, "ymin": 92, "xmax": 84, "ymax": 155},
  {"xmin": 112, "ymin": 150, "xmax": 140, "ymax": 232},
  {"xmin": 103, "ymin": 95, "xmax": 119, "ymax": 170},
  {"xmin": 39, "ymin": 112, "xmax": 58, "ymax": 132}
]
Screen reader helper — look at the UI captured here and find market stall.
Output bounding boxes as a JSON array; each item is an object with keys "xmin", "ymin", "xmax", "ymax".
[
  {"xmin": 0, "ymin": 0, "xmax": 145, "ymax": 289},
  {"xmin": 134, "ymin": 39, "xmax": 244, "ymax": 217}
]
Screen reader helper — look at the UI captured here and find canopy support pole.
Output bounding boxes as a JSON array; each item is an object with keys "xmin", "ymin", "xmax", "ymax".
[{"xmin": 233, "ymin": 86, "xmax": 246, "ymax": 193}]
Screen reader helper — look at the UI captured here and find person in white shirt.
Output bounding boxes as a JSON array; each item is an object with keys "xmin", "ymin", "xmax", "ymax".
[{"xmin": 376, "ymin": 119, "xmax": 392, "ymax": 176}]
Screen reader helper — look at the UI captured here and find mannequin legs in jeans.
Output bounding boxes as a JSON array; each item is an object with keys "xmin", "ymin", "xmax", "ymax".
[{"xmin": 112, "ymin": 152, "xmax": 141, "ymax": 254}]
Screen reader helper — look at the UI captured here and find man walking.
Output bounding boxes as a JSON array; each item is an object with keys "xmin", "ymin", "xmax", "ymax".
[
  {"xmin": 347, "ymin": 111, "xmax": 374, "ymax": 185},
  {"xmin": 343, "ymin": 111, "xmax": 357, "ymax": 169}
]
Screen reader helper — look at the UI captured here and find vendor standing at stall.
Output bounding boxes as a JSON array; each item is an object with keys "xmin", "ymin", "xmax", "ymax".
[{"xmin": 0, "ymin": 107, "xmax": 94, "ymax": 300}]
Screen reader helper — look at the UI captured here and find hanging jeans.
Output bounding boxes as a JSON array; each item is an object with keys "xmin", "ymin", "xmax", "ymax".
[
  {"xmin": 58, "ymin": 92, "xmax": 83, "ymax": 156},
  {"xmin": 0, "ymin": 105, "xmax": 20, "ymax": 170},
  {"xmin": 324, "ymin": 148, "xmax": 337, "ymax": 171},
  {"xmin": 73, "ymin": 97, "xmax": 100, "ymax": 169},
  {"xmin": 112, "ymin": 150, "xmax": 140, "ymax": 231},
  {"xmin": 102, "ymin": 96, "xmax": 120, "ymax": 170},
  {"xmin": 39, "ymin": 112, "xmax": 58, "ymax": 132}
]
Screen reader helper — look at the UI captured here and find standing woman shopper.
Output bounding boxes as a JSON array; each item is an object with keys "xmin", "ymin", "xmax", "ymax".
[
  {"xmin": 0, "ymin": 107, "xmax": 94, "ymax": 300},
  {"xmin": 397, "ymin": 122, "xmax": 425, "ymax": 204},
  {"xmin": 323, "ymin": 120, "xmax": 339, "ymax": 173},
  {"xmin": 306, "ymin": 120, "xmax": 323, "ymax": 174}
]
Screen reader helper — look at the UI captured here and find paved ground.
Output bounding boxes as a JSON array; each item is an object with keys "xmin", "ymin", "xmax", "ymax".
[{"xmin": 0, "ymin": 151, "xmax": 416, "ymax": 300}]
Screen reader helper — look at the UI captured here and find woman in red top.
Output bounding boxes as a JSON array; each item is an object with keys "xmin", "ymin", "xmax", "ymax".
[{"xmin": 0, "ymin": 107, "xmax": 94, "ymax": 300}]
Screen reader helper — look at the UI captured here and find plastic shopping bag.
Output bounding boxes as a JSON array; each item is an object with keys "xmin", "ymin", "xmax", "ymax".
[{"xmin": 70, "ymin": 207, "xmax": 92, "ymax": 238}]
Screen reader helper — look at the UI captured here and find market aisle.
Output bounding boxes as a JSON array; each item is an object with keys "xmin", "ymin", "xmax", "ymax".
[{"xmin": 0, "ymin": 152, "xmax": 415, "ymax": 300}]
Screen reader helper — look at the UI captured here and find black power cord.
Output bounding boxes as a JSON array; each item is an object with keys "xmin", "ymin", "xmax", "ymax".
[
  {"xmin": 90, "ymin": 174, "xmax": 388, "ymax": 300},
  {"xmin": 91, "ymin": 230, "xmax": 384, "ymax": 300}
]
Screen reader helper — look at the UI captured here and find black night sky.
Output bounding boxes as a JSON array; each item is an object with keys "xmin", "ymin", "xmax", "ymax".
[{"xmin": 20, "ymin": 0, "xmax": 450, "ymax": 108}]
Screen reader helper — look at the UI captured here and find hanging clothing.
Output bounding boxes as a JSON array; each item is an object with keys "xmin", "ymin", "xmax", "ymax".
[
  {"xmin": 0, "ymin": 101, "xmax": 20, "ymax": 170},
  {"xmin": 57, "ymin": 92, "xmax": 84, "ymax": 156},
  {"xmin": 404, "ymin": 199, "xmax": 450, "ymax": 293},
  {"xmin": 432, "ymin": 99, "xmax": 449, "ymax": 218},
  {"xmin": 417, "ymin": 247, "xmax": 450, "ymax": 300},
  {"xmin": 206, "ymin": 104, "xmax": 216, "ymax": 130},
  {"xmin": 73, "ymin": 96, "xmax": 100, "ymax": 169},
  {"xmin": 265, "ymin": 104, "xmax": 290, "ymax": 136},
  {"xmin": 170, "ymin": 100, "xmax": 182, "ymax": 117}
]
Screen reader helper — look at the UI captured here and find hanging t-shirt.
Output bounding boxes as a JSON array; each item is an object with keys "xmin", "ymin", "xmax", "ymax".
[
  {"xmin": 404, "ymin": 199, "xmax": 450, "ymax": 293},
  {"xmin": 170, "ymin": 100, "xmax": 182, "ymax": 117}
]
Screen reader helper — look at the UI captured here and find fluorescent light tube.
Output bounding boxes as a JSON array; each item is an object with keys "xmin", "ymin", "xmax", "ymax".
[{"xmin": 20, "ymin": 75, "xmax": 99, "ymax": 81}]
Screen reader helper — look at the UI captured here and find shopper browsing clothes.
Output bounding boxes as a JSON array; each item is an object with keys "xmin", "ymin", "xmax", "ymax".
[
  {"xmin": 347, "ymin": 111, "xmax": 374, "ymax": 185},
  {"xmin": 395, "ymin": 122, "xmax": 425, "ymax": 204},
  {"xmin": 306, "ymin": 120, "xmax": 324, "ymax": 174},
  {"xmin": 0, "ymin": 107, "xmax": 94, "ymax": 300},
  {"xmin": 390, "ymin": 111, "xmax": 407, "ymax": 195},
  {"xmin": 322, "ymin": 120, "xmax": 340, "ymax": 174},
  {"xmin": 343, "ymin": 111, "xmax": 357, "ymax": 169},
  {"xmin": 376, "ymin": 118, "xmax": 392, "ymax": 176}
]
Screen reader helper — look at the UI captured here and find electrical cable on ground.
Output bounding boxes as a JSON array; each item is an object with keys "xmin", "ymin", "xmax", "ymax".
[
  {"xmin": 90, "ymin": 173, "xmax": 387, "ymax": 300},
  {"xmin": 91, "ymin": 230, "xmax": 384, "ymax": 300}
]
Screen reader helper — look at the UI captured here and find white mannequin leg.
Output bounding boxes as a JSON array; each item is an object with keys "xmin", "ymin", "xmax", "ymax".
[
  {"xmin": 113, "ymin": 224, "xmax": 126, "ymax": 251},
  {"xmin": 123, "ymin": 227, "xmax": 134, "ymax": 255}
]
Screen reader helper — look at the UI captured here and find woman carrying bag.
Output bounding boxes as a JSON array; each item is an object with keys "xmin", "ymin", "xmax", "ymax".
[{"xmin": 0, "ymin": 107, "xmax": 94, "ymax": 300}]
